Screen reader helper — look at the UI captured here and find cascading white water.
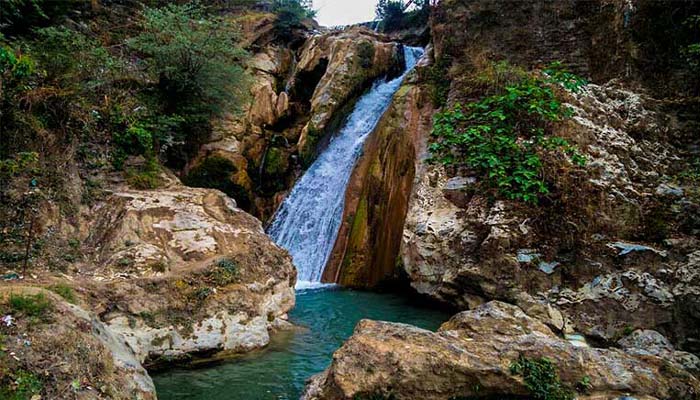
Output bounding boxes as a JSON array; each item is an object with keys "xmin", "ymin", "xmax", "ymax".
[{"xmin": 268, "ymin": 46, "xmax": 424, "ymax": 289}]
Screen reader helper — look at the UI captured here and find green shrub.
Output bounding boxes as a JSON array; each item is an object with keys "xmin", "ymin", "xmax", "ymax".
[
  {"xmin": 375, "ymin": 0, "xmax": 405, "ymax": 31},
  {"xmin": 429, "ymin": 63, "xmax": 586, "ymax": 204},
  {"xmin": 357, "ymin": 41, "xmax": 375, "ymax": 69},
  {"xmin": 271, "ymin": 0, "xmax": 315, "ymax": 36},
  {"xmin": 375, "ymin": 0, "xmax": 430, "ymax": 32},
  {"xmin": 0, "ymin": 369, "xmax": 43, "ymax": 400},
  {"xmin": 127, "ymin": 2, "xmax": 249, "ymax": 117},
  {"xmin": 0, "ymin": 46, "xmax": 37, "ymax": 159},
  {"xmin": 509, "ymin": 356, "xmax": 575, "ymax": 400},
  {"xmin": 206, "ymin": 257, "xmax": 239, "ymax": 286},
  {"xmin": 126, "ymin": 1, "xmax": 250, "ymax": 167},
  {"xmin": 125, "ymin": 158, "xmax": 162, "ymax": 190},
  {"xmin": 48, "ymin": 284, "xmax": 77, "ymax": 304},
  {"xmin": 7, "ymin": 293, "xmax": 52, "ymax": 318}
]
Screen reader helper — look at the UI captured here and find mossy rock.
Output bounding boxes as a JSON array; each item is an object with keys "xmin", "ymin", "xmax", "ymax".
[
  {"xmin": 183, "ymin": 156, "xmax": 252, "ymax": 210},
  {"xmin": 263, "ymin": 147, "xmax": 290, "ymax": 177}
]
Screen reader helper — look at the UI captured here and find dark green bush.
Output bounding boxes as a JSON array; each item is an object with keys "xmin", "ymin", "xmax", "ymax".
[
  {"xmin": 375, "ymin": 0, "xmax": 430, "ymax": 32},
  {"xmin": 127, "ymin": 2, "xmax": 250, "ymax": 167},
  {"xmin": 0, "ymin": 369, "xmax": 43, "ymax": 400},
  {"xmin": 7, "ymin": 293, "xmax": 52, "ymax": 318},
  {"xmin": 509, "ymin": 355, "xmax": 575, "ymax": 400},
  {"xmin": 429, "ymin": 62, "xmax": 586, "ymax": 204},
  {"xmin": 183, "ymin": 156, "xmax": 251, "ymax": 209},
  {"xmin": 271, "ymin": 0, "xmax": 315, "ymax": 36}
]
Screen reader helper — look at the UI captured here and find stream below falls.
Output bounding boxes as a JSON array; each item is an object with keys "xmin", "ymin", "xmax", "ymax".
[{"xmin": 153, "ymin": 287, "xmax": 450, "ymax": 399}]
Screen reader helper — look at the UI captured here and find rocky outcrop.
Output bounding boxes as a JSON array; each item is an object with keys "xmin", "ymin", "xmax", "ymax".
[
  {"xmin": 399, "ymin": 77, "xmax": 700, "ymax": 350},
  {"xmin": 78, "ymin": 183, "xmax": 296, "ymax": 365},
  {"xmin": 302, "ymin": 301, "xmax": 700, "ymax": 400},
  {"xmin": 293, "ymin": 28, "xmax": 404, "ymax": 164},
  {"xmin": 0, "ymin": 287, "xmax": 156, "ymax": 399},
  {"xmin": 187, "ymin": 23, "xmax": 404, "ymax": 221},
  {"xmin": 317, "ymin": 0, "xmax": 700, "ymax": 354}
]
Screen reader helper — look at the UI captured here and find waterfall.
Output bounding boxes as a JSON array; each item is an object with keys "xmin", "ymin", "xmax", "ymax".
[{"xmin": 268, "ymin": 46, "xmax": 424, "ymax": 289}]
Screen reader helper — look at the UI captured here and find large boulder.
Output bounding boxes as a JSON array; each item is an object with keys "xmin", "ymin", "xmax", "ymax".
[
  {"xmin": 78, "ymin": 185, "xmax": 296, "ymax": 365},
  {"xmin": 0, "ymin": 287, "xmax": 156, "ymax": 399},
  {"xmin": 302, "ymin": 301, "xmax": 700, "ymax": 400}
]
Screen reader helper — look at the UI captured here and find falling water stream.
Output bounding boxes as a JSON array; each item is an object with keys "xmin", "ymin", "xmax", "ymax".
[
  {"xmin": 269, "ymin": 46, "xmax": 424, "ymax": 288},
  {"xmin": 153, "ymin": 47, "xmax": 450, "ymax": 399}
]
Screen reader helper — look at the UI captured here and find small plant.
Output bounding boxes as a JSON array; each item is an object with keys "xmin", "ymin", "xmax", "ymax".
[
  {"xmin": 0, "ymin": 369, "xmax": 43, "ymax": 400},
  {"xmin": 509, "ymin": 355, "xmax": 575, "ymax": 400},
  {"xmin": 576, "ymin": 375, "xmax": 592, "ymax": 393},
  {"xmin": 7, "ymin": 293, "xmax": 52, "ymax": 319},
  {"xmin": 48, "ymin": 284, "xmax": 77, "ymax": 304},
  {"xmin": 206, "ymin": 257, "xmax": 239, "ymax": 286},
  {"xmin": 194, "ymin": 287, "xmax": 213, "ymax": 301},
  {"xmin": 271, "ymin": 0, "xmax": 315, "ymax": 36},
  {"xmin": 357, "ymin": 41, "xmax": 375, "ymax": 69}
]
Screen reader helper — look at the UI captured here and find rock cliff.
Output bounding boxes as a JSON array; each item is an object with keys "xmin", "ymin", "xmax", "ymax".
[{"xmin": 187, "ymin": 19, "xmax": 405, "ymax": 221}]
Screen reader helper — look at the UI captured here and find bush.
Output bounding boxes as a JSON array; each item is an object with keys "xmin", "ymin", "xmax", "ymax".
[
  {"xmin": 0, "ymin": 45, "xmax": 37, "ymax": 159},
  {"xmin": 429, "ymin": 62, "xmax": 586, "ymax": 204},
  {"xmin": 509, "ymin": 355, "xmax": 575, "ymax": 400},
  {"xmin": 127, "ymin": 2, "xmax": 248, "ymax": 117},
  {"xmin": 0, "ymin": 369, "xmax": 43, "ymax": 400},
  {"xmin": 48, "ymin": 284, "xmax": 76, "ymax": 304},
  {"xmin": 127, "ymin": 1, "xmax": 250, "ymax": 167},
  {"xmin": 375, "ymin": 0, "xmax": 430, "ymax": 32},
  {"xmin": 7, "ymin": 293, "xmax": 52, "ymax": 319},
  {"xmin": 375, "ymin": 0, "xmax": 405, "ymax": 31},
  {"xmin": 271, "ymin": 0, "xmax": 315, "ymax": 36}
]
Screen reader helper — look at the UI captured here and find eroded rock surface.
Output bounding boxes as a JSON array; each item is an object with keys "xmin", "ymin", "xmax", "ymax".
[
  {"xmin": 302, "ymin": 302, "xmax": 700, "ymax": 400},
  {"xmin": 79, "ymin": 184, "xmax": 296, "ymax": 364}
]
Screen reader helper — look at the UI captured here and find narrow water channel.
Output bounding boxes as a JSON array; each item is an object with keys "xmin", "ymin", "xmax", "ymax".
[{"xmin": 153, "ymin": 287, "xmax": 450, "ymax": 399}]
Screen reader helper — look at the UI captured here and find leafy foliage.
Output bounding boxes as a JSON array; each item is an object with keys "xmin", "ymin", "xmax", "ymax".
[
  {"xmin": 0, "ymin": 369, "xmax": 43, "ymax": 400},
  {"xmin": 48, "ymin": 284, "xmax": 77, "ymax": 304},
  {"xmin": 7, "ymin": 293, "xmax": 52, "ymax": 319},
  {"xmin": 375, "ymin": 0, "xmax": 430, "ymax": 32},
  {"xmin": 271, "ymin": 0, "xmax": 315, "ymax": 36},
  {"xmin": 127, "ymin": 2, "xmax": 249, "ymax": 167},
  {"xmin": 682, "ymin": 15, "xmax": 700, "ymax": 71},
  {"xmin": 429, "ymin": 62, "xmax": 586, "ymax": 203},
  {"xmin": 509, "ymin": 356, "xmax": 575, "ymax": 400}
]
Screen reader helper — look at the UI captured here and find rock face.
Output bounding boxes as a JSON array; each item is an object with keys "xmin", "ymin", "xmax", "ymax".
[
  {"xmin": 302, "ymin": 301, "xmax": 700, "ymax": 400},
  {"xmin": 80, "ymin": 184, "xmax": 296, "ymax": 364},
  {"xmin": 187, "ymin": 22, "xmax": 404, "ymax": 221},
  {"xmin": 0, "ymin": 287, "xmax": 156, "ymax": 399}
]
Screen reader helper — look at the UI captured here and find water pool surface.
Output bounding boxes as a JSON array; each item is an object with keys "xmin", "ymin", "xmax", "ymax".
[{"xmin": 153, "ymin": 287, "xmax": 450, "ymax": 400}]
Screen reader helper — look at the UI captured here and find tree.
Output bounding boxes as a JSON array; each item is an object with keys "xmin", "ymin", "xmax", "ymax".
[
  {"xmin": 271, "ymin": 0, "xmax": 316, "ymax": 36},
  {"xmin": 375, "ymin": 0, "xmax": 405, "ymax": 31},
  {"xmin": 127, "ymin": 1, "xmax": 250, "ymax": 166}
]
